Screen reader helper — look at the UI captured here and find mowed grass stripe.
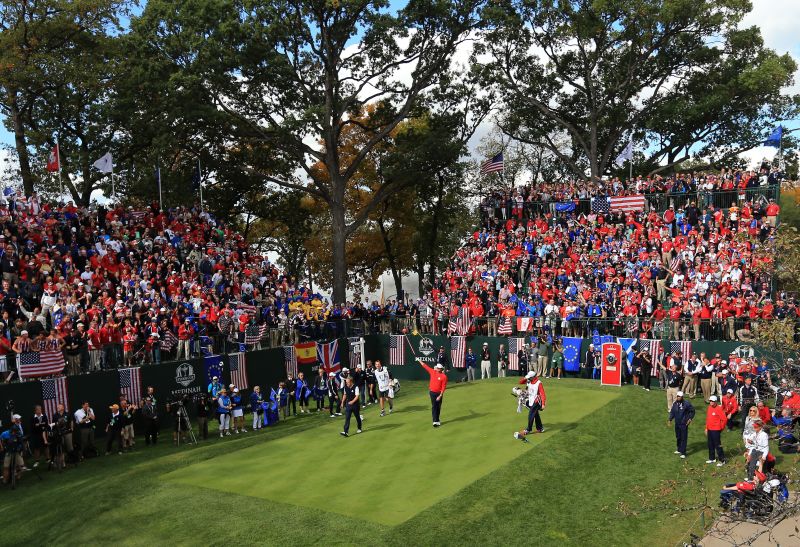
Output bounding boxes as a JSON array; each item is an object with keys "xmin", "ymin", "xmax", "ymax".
[{"xmin": 163, "ymin": 380, "xmax": 618, "ymax": 525}]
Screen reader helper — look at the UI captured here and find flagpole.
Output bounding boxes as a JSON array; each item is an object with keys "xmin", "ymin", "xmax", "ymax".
[
  {"xmin": 111, "ymin": 163, "xmax": 115, "ymax": 202},
  {"xmin": 198, "ymin": 157, "xmax": 204, "ymax": 212},
  {"xmin": 157, "ymin": 159, "xmax": 163, "ymax": 211},
  {"xmin": 56, "ymin": 136, "xmax": 63, "ymax": 199}
]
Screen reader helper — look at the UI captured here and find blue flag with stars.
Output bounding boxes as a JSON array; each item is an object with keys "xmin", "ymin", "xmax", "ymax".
[
  {"xmin": 562, "ymin": 337, "xmax": 582, "ymax": 372},
  {"xmin": 204, "ymin": 354, "xmax": 224, "ymax": 386}
]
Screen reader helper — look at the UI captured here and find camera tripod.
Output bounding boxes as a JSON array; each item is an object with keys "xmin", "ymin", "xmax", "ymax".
[{"xmin": 175, "ymin": 404, "xmax": 197, "ymax": 446}]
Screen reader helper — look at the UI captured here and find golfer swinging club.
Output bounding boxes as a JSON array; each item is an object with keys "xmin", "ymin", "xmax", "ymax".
[{"xmin": 417, "ymin": 359, "xmax": 447, "ymax": 427}]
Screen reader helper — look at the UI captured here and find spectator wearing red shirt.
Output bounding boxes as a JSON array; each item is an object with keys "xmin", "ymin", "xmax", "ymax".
[
  {"xmin": 177, "ymin": 319, "xmax": 194, "ymax": 359},
  {"xmin": 122, "ymin": 327, "xmax": 138, "ymax": 367},
  {"xmin": 417, "ymin": 360, "xmax": 447, "ymax": 427},
  {"xmin": 721, "ymin": 389, "xmax": 739, "ymax": 431}
]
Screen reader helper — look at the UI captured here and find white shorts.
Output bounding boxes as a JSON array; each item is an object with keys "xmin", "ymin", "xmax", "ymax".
[{"xmin": 232, "ymin": 409, "xmax": 244, "ymax": 418}]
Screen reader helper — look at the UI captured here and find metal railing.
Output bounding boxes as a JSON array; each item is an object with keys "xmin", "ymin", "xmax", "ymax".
[{"xmin": 481, "ymin": 186, "xmax": 780, "ymax": 219}]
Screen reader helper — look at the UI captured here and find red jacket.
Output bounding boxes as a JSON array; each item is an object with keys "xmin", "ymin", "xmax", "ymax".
[
  {"xmin": 706, "ymin": 404, "xmax": 727, "ymax": 431},
  {"xmin": 721, "ymin": 395, "xmax": 739, "ymax": 416}
]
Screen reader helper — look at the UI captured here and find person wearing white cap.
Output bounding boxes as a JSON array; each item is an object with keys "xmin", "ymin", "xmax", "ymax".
[
  {"xmin": 479, "ymin": 342, "xmax": 492, "ymax": 379},
  {"xmin": 520, "ymin": 370, "xmax": 547, "ymax": 434},
  {"xmin": 417, "ymin": 360, "xmax": 448, "ymax": 427},
  {"xmin": 668, "ymin": 391, "xmax": 695, "ymax": 458},
  {"xmin": 1, "ymin": 414, "xmax": 25, "ymax": 484},
  {"xmin": 721, "ymin": 388, "xmax": 739, "ymax": 431},
  {"xmin": 231, "ymin": 388, "xmax": 246, "ymax": 433},
  {"xmin": 704, "ymin": 395, "xmax": 727, "ymax": 466}
]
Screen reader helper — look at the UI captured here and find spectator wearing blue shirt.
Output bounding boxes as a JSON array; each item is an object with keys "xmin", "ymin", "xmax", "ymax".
[
  {"xmin": 465, "ymin": 347, "xmax": 477, "ymax": 382},
  {"xmin": 217, "ymin": 389, "xmax": 232, "ymax": 437},
  {"xmin": 231, "ymin": 388, "xmax": 246, "ymax": 434}
]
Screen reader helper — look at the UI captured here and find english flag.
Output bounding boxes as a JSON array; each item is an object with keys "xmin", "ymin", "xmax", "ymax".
[{"xmin": 46, "ymin": 144, "xmax": 60, "ymax": 173}]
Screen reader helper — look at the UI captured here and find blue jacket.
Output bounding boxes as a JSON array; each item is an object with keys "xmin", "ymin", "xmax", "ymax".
[
  {"xmin": 250, "ymin": 391, "xmax": 263, "ymax": 412},
  {"xmin": 669, "ymin": 399, "xmax": 695, "ymax": 426},
  {"xmin": 217, "ymin": 395, "xmax": 231, "ymax": 415},
  {"xmin": 465, "ymin": 353, "xmax": 477, "ymax": 368}
]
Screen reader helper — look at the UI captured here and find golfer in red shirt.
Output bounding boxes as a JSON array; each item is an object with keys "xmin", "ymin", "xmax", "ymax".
[
  {"xmin": 705, "ymin": 395, "xmax": 727, "ymax": 466},
  {"xmin": 418, "ymin": 360, "xmax": 447, "ymax": 427}
]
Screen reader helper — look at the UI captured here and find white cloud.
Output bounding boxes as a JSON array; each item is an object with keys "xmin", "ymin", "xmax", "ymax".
[{"xmin": 742, "ymin": 0, "xmax": 800, "ymax": 95}]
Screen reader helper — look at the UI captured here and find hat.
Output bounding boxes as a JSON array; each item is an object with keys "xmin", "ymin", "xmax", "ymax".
[
  {"xmin": 12, "ymin": 414, "xmax": 21, "ymax": 420},
  {"xmin": 212, "ymin": 376, "xmax": 218, "ymax": 380},
  {"xmin": 483, "ymin": 342, "xmax": 488, "ymax": 346},
  {"xmin": 709, "ymin": 395, "xmax": 718, "ymax": 402},
  {"xmin": 726, "ymin": 388, "xmax": 734, "ymax": 394},
  {"xmin": 229, "ymin": 383, "xmax": 235, "ymax": 389},
  {"xmin": 676, "ymin": 390, "xmax": 684, "ymax": 397},
  {"xmin": 328, "ymin": 372, "xmax": 336, "ymax": 377},
  {"xmin": 342, "ymin": 368, "xmax": 349, "ymax": 373},
  {"xmin": 434, "ymin": 363, "xmax": 444, "ymax": 370},
  {"xmin": 20, "ymin": 330, "xmax": 28, "ymax": 335},
  {"xmin": 525, "ymin": 371, "xmax": 537, "ymax": 379}
]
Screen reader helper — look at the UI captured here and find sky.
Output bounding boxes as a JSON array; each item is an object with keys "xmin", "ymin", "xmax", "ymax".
[{"xmin": 1, "ymin": 0, "xmax": 799, "ymax": 182}]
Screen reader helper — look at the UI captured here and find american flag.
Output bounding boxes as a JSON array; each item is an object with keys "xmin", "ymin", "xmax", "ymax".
[
  {"xmin": 161, "ymin": 328, "xmax": 178, "ymax": 352},
  {"xmin": 453, "ymin": 307, "xmax": 471, "ymax": 336},
  {"xmin": 244, "ymin": 323, "xmax": 268, "ymax": 345},
  {"xmin": 638, "ymin": 338, "xmax": 663, "ymax": 378},
  {"xmin": 508, "ymin": 337, "xmax": 526, "ymax": 371},
  {"xmin": 591, "ymin": 196, "xmax": 610, "ymax": 214},
  {"xmin": 450, "ymin": 336, "xmax": 466, "ymax": 368},
  {"xmin": 348, "ymin": 337, "xmax": 364, "ymax": 369},
  {"xmin": 118, "ymin": 367, "xmax": 142, "ymax": 406},
  {"xmin": 389, "ymin": 335, "xmax": 405, "ymax": 366},
  {"xmin": 670, "ymin": 340, "xmax": 692, "ymax": 365},
  {"xmin": 283, "ymin": 345, "xmax": 298, "ymax": 377},
  {"xmin": 236, "ymin": 302, "xmax": 258, "ymax": 315},
  {"xmin": 610, "ymin": 195, "xmax": 646, "ymax": 212},
  {"xmin": 498, "ymin": 316, "xmax": 513, "ymax": 335},
  {"xmin": 480, "ymin": 152, "xmax": 504, "ymax": 175},
  {"xmin": 18, "ymin": 350, "xmax": 65, "ymax": 378},
  {"xmin": 129, "ymin": 210, "xmax": 148, "ymax": 223},
  {"xmin": 229, "ymin": 353, "xmax": 248, "ymax": 389},
  {"xmin": 318, "ymin": 340, "xmax": 341, "ymax": 373},
  {"xmin": 41, "ymin": 376, "xmax": 69, "ymax": 419}
]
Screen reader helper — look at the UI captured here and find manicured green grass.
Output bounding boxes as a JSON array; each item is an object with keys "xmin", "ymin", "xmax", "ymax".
[
  {"xmin": 0, "ymin": 379, "xmax": 796, "ymax": 546},
  {"xmin": 164, "ymin": 380, "xmax": 617, "ymax": 525}
]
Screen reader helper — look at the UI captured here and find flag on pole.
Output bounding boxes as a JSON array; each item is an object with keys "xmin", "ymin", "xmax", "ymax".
[
  {"xmin": 204, "ymin": 354, "xmax": 224, "ymax": 386},
  {"xmin": 388, "ymin": 335, "xmax": 405, "ymax": 366},
  {"xmin": 229, "ymin": 353, "xmax": 248, "ymax": 389},
  {"xmin": 614, "ymin": 139, "xmax": 634, "ymax": 166},
  {"xmin": 450, "ymin": 336, "xmax": 466, "ymax": 368},
  {"xmin": 46, "ymin": 144, "xmax": 60, "ymax": 173},
  {"xmin": 455, "ymin": 307, "xmax": 471, "ymax": 336},
  {"xmin": 347, "ymin": 337, "xmax": 365, "ymax": 369},
  {"xmin": 508, "ymin": 337, "xmax": 526, "ymax": 371},
  {"xmin": 41, "ymin": 376, "xmax": 69, "ymax": 418},
  {"xmin": 92, "ymin": 152, "xmax": 113, "ymax": 173},
  {"xmin": 18, "ymin": 350, "xmax": 65, "ymax": 378},
  {"xmin": 283, "ymin": 345, "xmax": 298, "ymax": 377},
  {"xmin": 764, "ymin": 126, "xmax": 783, "ymax": 148},
  {"xmin": 617, "ymin": 338, "xmax": 637, "ymax": 372},
  {"xmin": 244, "ymin": 323, "xmax": 267, "ymax": 345},
  {"xmin": 317, "ymin": 340, "xmax": 341, "ymax": 373},
  {"xmin": 118, "ymin": 367, "xmax": 142, "ymax": 406},
  {"xmin": 480, "ymin": 152, "xmax": 504, "ymax": 175}
]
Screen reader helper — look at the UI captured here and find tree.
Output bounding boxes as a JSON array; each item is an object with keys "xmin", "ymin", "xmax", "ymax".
[
  {"xmin": 133, "ymin": 0, "xmax": 486, "ymax": 303},
  {"xmin": 477, "ymin": 0, "xmax": 798, "ymax": 181},
  {"xmin": 0, "ymin": 0, "xmax": 122, "ymax": 198}
]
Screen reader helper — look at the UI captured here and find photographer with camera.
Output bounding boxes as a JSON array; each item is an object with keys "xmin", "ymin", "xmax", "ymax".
[
  {"xmin": 195, "ymin": 393, "xmax": 211, "ymax": 440},
  {"xmin": 141, "ymin": 387, "xmax": 159, "ymax": 445},
  {"xmin": 120, "ymin": 399, "xmax": 137, "ymax": 451},
  {"xmin": 73, "ymin": 401, "xmax": 96, "ymax": 459},
  {"xmin": 105, "ymin": 404, "xmax": 124, "ymax": 455},
  {"xmin": 49, "ymin": 403, "xmax": 73, "ymax": 468},
  {"xmin": 30, "ymin": 405, "xmax": 49, "ymax": 467},
  {"xmin": 1, "ymin": 414, "xmax": 25, "ymax": 484},
  {"xmin": 166, "ymin": 395, "xmax": 190, "ymax": 445}
]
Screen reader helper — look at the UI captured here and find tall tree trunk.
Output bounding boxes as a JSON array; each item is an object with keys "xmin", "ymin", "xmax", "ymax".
[
  {"xmin": 9, "ymin": 91, "xmax": 36, "ymax": 197},
  {"xmin": 330, "ymin": 202, "xmax": 347, "ymax": 304},
  {"xmin": 426, "ymin": 174, "xmax": 446, "ymax": 288},
  {"xmin": 377, "ymin": 215, "xmax": 402, "ymax": 297}
]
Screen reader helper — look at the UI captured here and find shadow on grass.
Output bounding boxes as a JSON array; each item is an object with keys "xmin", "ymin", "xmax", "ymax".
[
  {"xmin": 398, "ymin": 405, "xmax": 427, "ymax": 412},
  {"xmin": 364, "ymin": 423, "xmax": 404, "ymax": 433},
  {"xmin": 447, "ymin": 411, "xmax": 489, "ymax": 424}
]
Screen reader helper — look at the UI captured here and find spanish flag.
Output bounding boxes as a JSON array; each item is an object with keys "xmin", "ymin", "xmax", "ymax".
[{"xmin": 294, "ymin": 342, "xmax": 317, "ymax": 364}]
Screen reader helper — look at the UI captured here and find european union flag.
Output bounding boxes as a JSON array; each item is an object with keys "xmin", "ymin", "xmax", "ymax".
[
  {"xmin": 555, "ymin": 202, "xmax": 576, "ymax": 212},
  {"xmin": 204, "ymin": 354, "xmax": 224, "ymax": 386},
  {"xmin": 562, "ymin": 337, "xmax": 582, "ymax": 372},
  {"xmin": 764, "ymin": 125, "xmax": 783, "ymax": 148}
]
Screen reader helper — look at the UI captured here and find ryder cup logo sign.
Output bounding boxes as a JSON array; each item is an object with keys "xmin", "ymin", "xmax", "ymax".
[
  {"xmin": 175, "ymin": 363, "xmax": 196, "ymax": 387},
  {"xmin": 733, "ymin": 345, "xmax": 755, "ymax": 359},
  {"xmin": 419, "ymin": 337, "xmax": 435, "ymax": 356}
]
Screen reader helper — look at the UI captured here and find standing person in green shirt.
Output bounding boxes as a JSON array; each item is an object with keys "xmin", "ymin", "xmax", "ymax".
[
  {"xmin": 550, "ymin": 340, "xmax": 564, "ymax": 379},
  {"xmin": 536, "ymin": 335, "xmax": 551, "ymax": 377}
]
